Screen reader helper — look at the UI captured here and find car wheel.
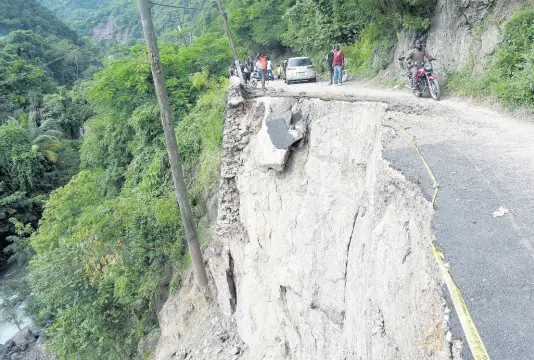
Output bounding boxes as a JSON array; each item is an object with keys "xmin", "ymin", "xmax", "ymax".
[
  {"xmin": 310, "ymin": 77, "xmax": 317, "ymax": 83},
  {"xmin": 287, "ymin": 80, "xmax": 292, "ymax": 85}
]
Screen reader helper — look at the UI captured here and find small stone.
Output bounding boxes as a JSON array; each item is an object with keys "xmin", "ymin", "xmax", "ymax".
[{"xmin": 238, "ymin": 135, "xmax": 250, "ymax": 145}]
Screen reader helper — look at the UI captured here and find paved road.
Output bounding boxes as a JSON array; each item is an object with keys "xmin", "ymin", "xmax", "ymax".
[{"xmin": 266, "ymin": 79, "xmax": 534, "ymax": 359}]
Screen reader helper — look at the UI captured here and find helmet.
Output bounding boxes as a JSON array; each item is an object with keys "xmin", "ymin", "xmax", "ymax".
[{"xmin": 415, "ymin": 39, "xmax": 424, "ymax": 44}]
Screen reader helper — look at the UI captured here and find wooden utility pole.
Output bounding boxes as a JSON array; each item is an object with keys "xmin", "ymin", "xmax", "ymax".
[
  {"xmin": 215, "ymin": 0, "xmax": 243, "ymax": 82},
  {"xmin": 137, "ymin": 0, "xmax": 208, "ymax": 288}
]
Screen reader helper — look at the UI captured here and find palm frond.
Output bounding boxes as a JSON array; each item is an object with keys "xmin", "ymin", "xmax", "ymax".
[
  {"xmin": 39, "ymin": 119, "xmax": 62, "ymax": 132},
  {"xmin": 41, "ymin": 150, "xmax": 59, "ymax": 163},
  {"xmin": 41, "ymin": 130, "xmax": 64, "ymax": 138},
  {"xmin": 32, "ymin": 134, "xmax": 61, "ymax": 145}
]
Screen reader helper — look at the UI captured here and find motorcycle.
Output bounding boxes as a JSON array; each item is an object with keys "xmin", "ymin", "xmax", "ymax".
[
  {"xmin": 398, "ymin": 57, "xmax": 441, "ymax": 101},
  {"xmin": 249, "ymin": 71, "xmax": 262, "ymax": 88},
  {"xmin": 249, "ymin": 70, "xmax": 275, "ymax": 89}
]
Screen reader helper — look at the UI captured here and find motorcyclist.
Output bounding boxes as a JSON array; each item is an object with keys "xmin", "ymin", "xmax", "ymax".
[{"xmin": 406, "ymin": 39, "xmax": 435, "ymax": 88}]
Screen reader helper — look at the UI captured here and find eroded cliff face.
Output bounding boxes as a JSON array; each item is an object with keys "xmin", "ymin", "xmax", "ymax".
[
  {"xmin": 394, "ymin": 0, "xmax": 524, "ymax": 76},
  {"xmin": 153, "ymin": 87, "xmax": 459, "ymax": 360}
]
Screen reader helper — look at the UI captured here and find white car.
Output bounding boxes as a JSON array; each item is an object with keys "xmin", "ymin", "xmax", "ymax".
[{"xmin": 285, "ymin": 57, "xmax": 317, "ymax": 85}]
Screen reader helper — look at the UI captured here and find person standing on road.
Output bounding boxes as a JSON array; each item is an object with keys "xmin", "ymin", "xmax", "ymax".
[
  {"xmin": 332, "ymin": 44, "xmax": 345, "ymax": 86},
  {"xmin": 243, "ymin": 58, "xmax": 252, "ymax": 84},
  {"xmin": 325, "ymin": 46, "xmax": 334, "ymax": 85},
  {"xmin": 257, "ymin": 52, "xmax": 268, "ymax": 90},
  {"xmin": 406, "ymin": 39, "xmax": 435, "ymax": 89},
  {"xmin": 267, "ymin": 59, "xmax": 274, "ymax": 81}
]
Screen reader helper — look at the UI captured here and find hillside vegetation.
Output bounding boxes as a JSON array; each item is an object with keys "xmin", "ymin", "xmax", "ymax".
[
  {"xmin": 1, "ymin": 0, "xmax": 533, "ymax": 359},
  {"xmin": 0, "ymin": 0, "xmax": 79, "ymax": 41},
  {"xmin": 448, "ymin": 9, "xmax": 534, "ymax": 108},
  {"xmin": 0, "ymin": 0, "xmax": 99, "ymax": 265}
]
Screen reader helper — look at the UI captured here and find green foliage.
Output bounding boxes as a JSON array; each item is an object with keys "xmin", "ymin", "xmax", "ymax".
[
  {"xmin": 447, "ymin": 10, "xmax": 534, "ymax": 108},
  {"xmin": 177, "ymin": 79, "xmax": 228, "ymax": 218},
  {"xmin": 38, "ymin": 0, "xmax": 112, "ymax": 35},
  {"xmin": 0, "ymin": 120, "xmax": 79, "ymax": 266},
  {"xmin": 283, "ymin": 0, "xmax": 333, "ymax": 54},
  {"xmin": 0, "ymin": 2, "xmax": 89, "ymax": 265},
  {"xmin": 0, "ymin": 124, "xmax": 42, "ymax": 264},
  {"xmin": 27, "ymin": 36, "xmax": 229, "ymax": 359},
  {"xmin": 5, "ymin": 220, "xmax": 36, "ymax": 265},
  {"xmin": 281, "ymin": 0, "xmax": 435, "ymax": 75},
  {"xmin": 344, "ymin": 21, "xmax": 397, "ymax": 77},
  {"xmin": 29, "ymin": 171, "xmax": 184, "ymax": 359},
  {"xmin": 0, "ymin": 0, "xmax": 79, "ymax": 42},
  {"xmin": 0, "ymin": 29, "xmax": 100, "ymax": 127}
]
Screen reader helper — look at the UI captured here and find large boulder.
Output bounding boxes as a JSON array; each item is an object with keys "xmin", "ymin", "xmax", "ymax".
[
  {"xmin": 227, "ymin": 77, "xmax": 244, "ymax": 108},
  {"xmin": 254, "ymin": 98, "xmax": 307, "ymax": 172},
  {"xmin": 11, "ymin": 327, "xmax": 37, "ymax": 347}
]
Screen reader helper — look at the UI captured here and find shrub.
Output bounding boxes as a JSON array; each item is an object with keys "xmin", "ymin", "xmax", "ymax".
[{"xmin": 447, "ymin": 10, "xmax": 534, "ymax": 109}]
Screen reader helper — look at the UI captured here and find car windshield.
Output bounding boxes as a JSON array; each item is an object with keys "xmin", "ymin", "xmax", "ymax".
[{"xmin": 289, "ymin": 58, "xmax": 312, "ymax": 67}]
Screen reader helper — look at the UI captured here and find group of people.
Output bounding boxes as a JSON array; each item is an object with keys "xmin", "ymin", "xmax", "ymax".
[
  {"xmin": 229, "ymin": 53, "xmax": 281, "ymax": 90},
  {"xmin": 229, "ymin": 38, "xmax": 434, "ymax": 91}
]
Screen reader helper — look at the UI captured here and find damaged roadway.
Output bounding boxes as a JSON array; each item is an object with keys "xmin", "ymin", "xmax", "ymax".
[
  {"xmin": 263, "ymin": 80, "xmax": 534, "ymax": 360},
  {"xmin": 153, "ymin": 79, "xmax": 534, "ymax": 360}
]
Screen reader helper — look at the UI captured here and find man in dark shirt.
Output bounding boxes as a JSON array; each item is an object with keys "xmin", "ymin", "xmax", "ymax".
[
  {"xmin": 325, "ymin": 47, "xmax": 334, "ymax": 85},
  {"xmin": 406, "ymin": 39, "xmax": 435, "ymax": 88},
  {"xmin": 243, "ymin": 58, "xmax": 252, "ymax": 84}
]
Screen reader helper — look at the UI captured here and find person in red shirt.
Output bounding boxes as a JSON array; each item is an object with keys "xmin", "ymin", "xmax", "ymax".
[
  {"xmin": 332, "ymin": 44, "xmax": 345, "ymax": 86},
  {"xmin": 256, "ymin": 52, "xmax": 268, "ymax": 91}
]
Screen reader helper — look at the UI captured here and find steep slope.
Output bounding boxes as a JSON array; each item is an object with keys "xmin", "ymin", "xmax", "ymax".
[{"xmin": 152, "ymin": 83, "xmax": 458, "ymax": 360}]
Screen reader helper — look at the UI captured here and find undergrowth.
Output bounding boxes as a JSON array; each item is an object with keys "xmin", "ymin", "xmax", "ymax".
[
  {"xmin": 447, "ymin": 10, "xmax": 534, "ymax": 109},
  {"xmin": 344, "ymin": 21, "xmax": 398, "ymax": 77}
]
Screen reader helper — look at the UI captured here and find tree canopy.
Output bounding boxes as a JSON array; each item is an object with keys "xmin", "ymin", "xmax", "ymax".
[{"xmin": 0, "ymin": 0, "xmax": 79, "ymax": 42}]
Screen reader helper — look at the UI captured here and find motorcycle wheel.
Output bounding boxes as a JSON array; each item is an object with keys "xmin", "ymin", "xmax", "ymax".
[
  {"xmin": 413, "ymin": 88, "xmax": 422, "ymax": 97},
  {"xmin": 429, "ymin": 79, "xmax": 441, "ymax": 101},
  {"xmin": 342, "ymin": 70, "xmax": 349, "ymax": 83}
]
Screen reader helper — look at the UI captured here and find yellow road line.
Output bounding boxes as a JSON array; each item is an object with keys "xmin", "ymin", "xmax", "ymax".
[{"xmin": 394, "ymin": 123, "xmax": 490, "ymax": 360}]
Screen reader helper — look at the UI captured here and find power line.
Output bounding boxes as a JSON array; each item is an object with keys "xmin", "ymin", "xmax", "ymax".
[
  {"xmin": 0, "ymin": 20, "xmax": 145, "ymax": 87},
  {"xmin": 0, "ymin": 50, "xmax": 84, "ymax": 87},
  {"xmin": 0, "ymin": 1, "xmax": 207, "ymax": 88},
  {"xmin": 148, "ymin": 1, "xmax": 202, "ymax": 10}
]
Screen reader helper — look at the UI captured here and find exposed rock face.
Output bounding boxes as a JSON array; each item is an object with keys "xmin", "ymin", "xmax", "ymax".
[
  {"xmin": 210, "ymin": 97, "xmax": 448, "ymax": 359},
  {"xmin": 153, "ymin": 87, "xmax": 455, "ymax": 359},
  {"xmin": 393, "ymin": 0, "xmax": 522, "ymax": 78}
]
